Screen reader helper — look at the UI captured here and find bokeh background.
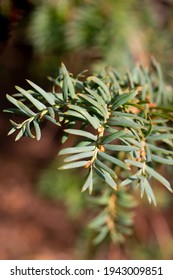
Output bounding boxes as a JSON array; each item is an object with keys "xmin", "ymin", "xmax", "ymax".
[{"xmin": 0, "ymin": 0, "xmax": 173, "ymax": 260}]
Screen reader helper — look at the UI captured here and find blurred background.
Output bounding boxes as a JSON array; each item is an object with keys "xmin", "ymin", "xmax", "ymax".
[{"xmin": 0, "ymin": 0, "xmax": 173, "ymax": 260}]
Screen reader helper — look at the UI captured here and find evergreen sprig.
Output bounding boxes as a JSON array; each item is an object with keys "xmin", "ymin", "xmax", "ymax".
[{"xmin": 5, "ymin": 61, "xmax": 173, "ymax": 243}]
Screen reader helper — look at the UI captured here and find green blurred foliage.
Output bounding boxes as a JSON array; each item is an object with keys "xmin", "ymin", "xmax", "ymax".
[
  {"xmin": 28, "ymin": 1, "xmax": 69, "ymax": 54},
  {"xmin": 38, "ymin": 160, "xmax": 86, "ymax": 218},
  {"xmin": 26, "ymin": 0, "xmax": 173, "ymax": 75},
  {"xmin": 1, "ymin": 0, "xmax": 172, "ymax": 77}
]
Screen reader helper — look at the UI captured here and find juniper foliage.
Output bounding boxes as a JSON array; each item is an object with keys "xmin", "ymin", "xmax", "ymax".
[{"xmin": 5, "ymin": 60, "xmax": 173, "ymax": 243}]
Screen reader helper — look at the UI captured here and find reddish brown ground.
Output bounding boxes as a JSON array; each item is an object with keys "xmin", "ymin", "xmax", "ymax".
[{"xmin": 0, "ymin": 122, "xmax": 81, "ymax": 259}]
